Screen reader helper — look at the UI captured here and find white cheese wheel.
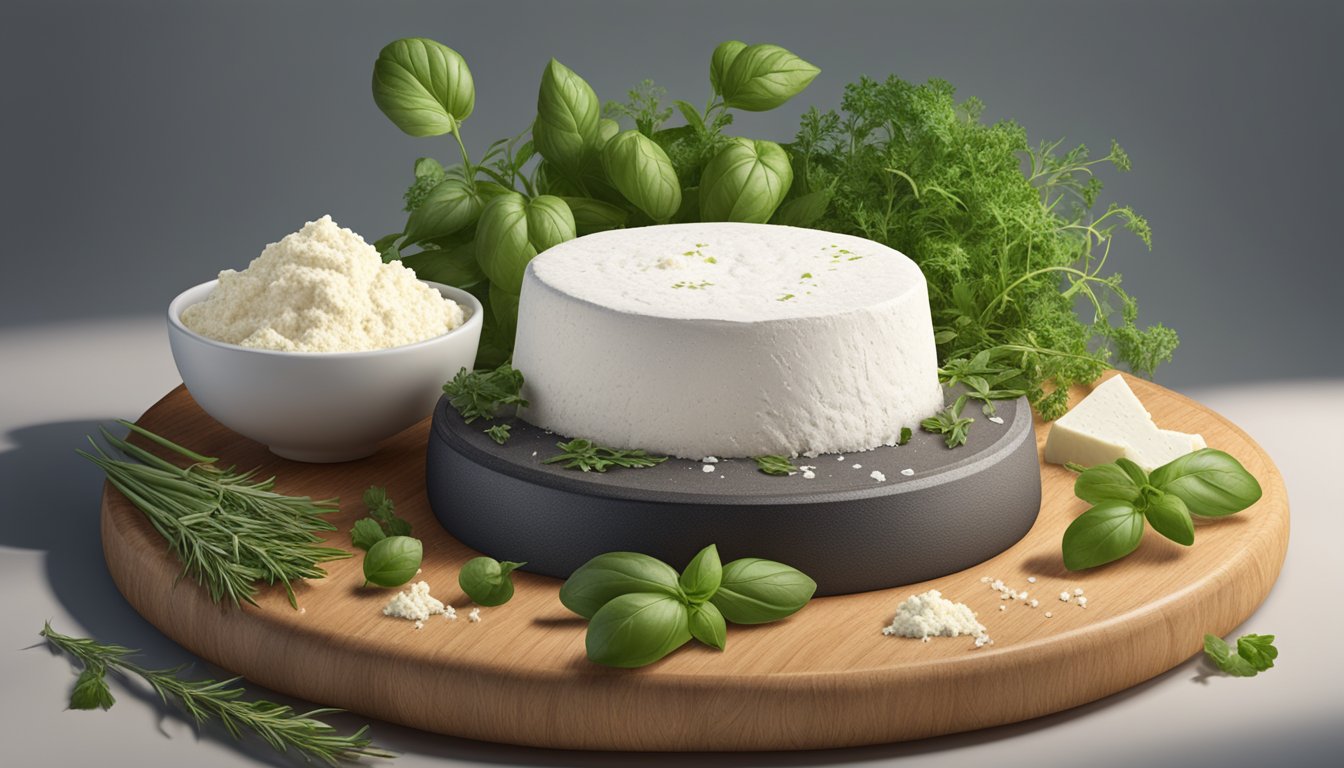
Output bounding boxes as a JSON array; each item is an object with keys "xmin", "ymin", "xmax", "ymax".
[{"xmin": 511, "ymin": 223, "xmax": 945, "ymax": 458}]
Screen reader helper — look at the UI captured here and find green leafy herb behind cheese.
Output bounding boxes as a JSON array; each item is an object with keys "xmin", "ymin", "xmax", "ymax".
[
  {"xmin": 443, "ymin": 362, "xmax": 528, "ymax": 423},
  {"xmin": 543, "ymin": 438, "xmax": 668, "ymax": 472}
]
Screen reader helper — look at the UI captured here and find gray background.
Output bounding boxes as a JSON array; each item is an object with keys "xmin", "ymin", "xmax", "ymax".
[
  {"xmin": 2, "ymin": 0, "xmax": 1341, "ymax": 389},
  {"xmin": 2, "ymin": 1, "xmax": 1341, "ymax": 767}
]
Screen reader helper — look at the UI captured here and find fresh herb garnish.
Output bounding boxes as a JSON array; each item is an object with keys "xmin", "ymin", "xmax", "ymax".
[
  {"xmin": 485, "ymin": 423, "xmax": 512, "ymax": 445},
  {"xmin": 1062, "ymin": 449, "xmax": 1262, "ymax": 570},
  {"xmin": 350, "ymin": 486, "xmax": 413, "ymax": 549},
  {"xmin": 921, "ymin": 398, "xmax": 974, "ymax": 448},
  {"xmin": 79, "ymin": 423, "xmax": 350, "ymax": 608},
  {"xmin": 459, "ymin": 556, "xmax": 526, "ymax": 606},
  {"xmin": 543, "ymin": 438, "xmax": 668, "ymax": 472},
  {"xmin": 40, "ymin": 623, "xmax": 394, "ymax": 764},
  {"xmin": 897, "ymin": 427, "xmax": 913, "ymax": 446},
  {"xmin": 362, "ymin": 535, "xmax": 423, "ymax": 588},
  {"xmin": 442, "ymin": 363, "xmax": 528, "ymax": 423},
  {"xmin": 754, "ymin": 455, "xmax": 796, "ymax": 475},
  {"xmin": 1203, "ymin": 633, "xmax": 1278, "ymax": 677},
  {"xmin": 560, "ymin": 545, "xmax": 815, "ymax": 668}
]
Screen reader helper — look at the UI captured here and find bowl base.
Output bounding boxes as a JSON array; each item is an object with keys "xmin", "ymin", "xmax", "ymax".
[{"xmin": 269, "ymin": 445, "xmax": 377, "ymax": 463}]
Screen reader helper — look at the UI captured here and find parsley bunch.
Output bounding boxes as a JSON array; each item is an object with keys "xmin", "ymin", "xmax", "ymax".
[
  {"xmin": 543, "ymin": 438, "xmax": 668, "ymax": 472},
  {"xmin": 793, "ymin": 76, "xmax": 1178, "ymax": 419},
  {"xmin": 1204, "ymin": 632, "xmax": 1278, "ymax": 677}
]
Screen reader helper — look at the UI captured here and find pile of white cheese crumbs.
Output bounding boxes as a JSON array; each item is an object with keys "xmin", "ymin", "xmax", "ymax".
[
  {"xmin": 981, "ymin": 575, "xmax": 1089, "ymax": 612},
  {"xmin": 383, "ymin": 581, "xmax": 460, "ymax": 630},
  {"xmin": 182, "ymin": 215, "xmax": 464, "ymax": 353},
  {"xmin": 882, "ymin": 590, "xmax": 991, "ymax": 648}
]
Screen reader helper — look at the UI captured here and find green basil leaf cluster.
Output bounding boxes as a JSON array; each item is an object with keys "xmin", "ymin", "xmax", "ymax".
[
  {"xmin": 1062, "ymin": 449, "xmax": 1261, "ymax": 570},
  {"xmin": 371, "ymin": 38, "xmax": 818, "ymax": 369},
  {"xmin": 560, "ymin": 544, "xmax": 816, "ymax": 668},
  {"xmin": 459, "ymin": 556, "xmax": 526, "ymax": 606}
]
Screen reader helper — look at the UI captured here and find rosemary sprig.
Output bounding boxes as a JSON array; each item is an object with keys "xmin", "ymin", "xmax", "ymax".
[
  {"xmin": 40, "ymin": 623, "xmax": 394, "ymax": 765},
  {"xmin": 79, "ymin": 421, "xmax": 351, "ymax": 608},
  {"xmin": 542, "ymin": 438, "xmax": 667, "ymax": 472}
]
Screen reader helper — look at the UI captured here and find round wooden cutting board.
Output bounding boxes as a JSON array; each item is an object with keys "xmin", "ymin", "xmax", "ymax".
[{"xmin": 100, "ymin": 373, "xmax": 1288, "ymax": 751}]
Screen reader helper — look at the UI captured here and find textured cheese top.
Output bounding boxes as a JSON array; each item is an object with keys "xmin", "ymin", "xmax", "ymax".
[{"xmin": 528, "ymin": 223, "xmax": 925, "ymax": 322}]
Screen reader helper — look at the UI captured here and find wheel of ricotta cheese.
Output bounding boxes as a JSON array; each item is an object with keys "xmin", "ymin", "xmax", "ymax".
[{"xmin": 511, "ymin": 223, "xmax": 945, "ymax": 459}]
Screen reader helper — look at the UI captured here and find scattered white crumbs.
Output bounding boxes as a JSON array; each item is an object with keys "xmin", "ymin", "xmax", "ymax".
[
  {"xmin": 998, "ymin": 605, "xmax": 1007, "ymax": 612},
  {"xmin": 414, "ymin": 619, "xmax": 425, "ymax": 630},
  {"xmin": 1027, "ymin": 576, "xmax": 1037, "ymax": 583},
  {"xmin": 1045, "ymin": 611, "xmax": 1054, "ymax": 618},
  {"xmin": 802, "ymin": 469, "xmax": 817, "ymax": 479},
  {"xmin": 702, "ymin": 456, "xmax": 719, "ymax": 464},
  {"xmin": 416, "ymin": 568, "xmax": 422, "ymax": 575},
  {"xmin": 298, "ymin": 607, "xmax": 306, "ymax": 615},
  {"xmin": 1029, "ymin": 599, "xmax": 1040, "ymax": 608},
  {"xmin": 468, "ymin": 608, "xmax": 481, "ymax": 623},
  {"xmin": 1074, "ymin": 587, "xmax": 1085, "ymax": 596},
  {"xmin": 1059, "ymin": 591, "xmax": 1072, "ymax": 602},
  {"xmin": 443, "ymin": 605, "xmax": 457, "ymax": 620},
  {"xmin": 870, "ymin": 470, "xmax": 887, "ymax": 482},
  {"xmin": 702, "ymin": 464, "xmax": 715, "ymax": 473},
  {"xmin": 980, "ymin": 576, "xmax": 990, "ymax": 584},
  {"xmin": 882, "ymin": 589, "xmax": 990, "ymax": 648},
  {"xmin": 852, "ymin": 463, "xmax": 863, "ymax": 469},
  {"xmin": 1018, "ymin": 591, "xmax": 1029, "ymax": 600},
  {"xmin": 988, "ymin": 415, "xmax": 1005, "ymax": 424},
  {"xmin": 837, "ymin": 456, "xmax": 846, "ymax": 461},
  {"xmin": 383, "ymin": 581, "xmax": 447, "ymax": 623},
  {"xmin": 900, "ymin": 468, "xmax": 915, "ymax": 476},
  {"xmin": 532, "ymin": 451, "xmax": 538, "ymax": 457},
  {"xmin": 1077, "ymin": 596, "xmax": 1088, "ymax": 608}
]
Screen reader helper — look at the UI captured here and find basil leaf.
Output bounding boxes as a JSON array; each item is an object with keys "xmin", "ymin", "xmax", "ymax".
[
  {"xmin": 688, "ymin": 601, "xmax": 727, "ymax": 651},
  {"xmin": 1237, "ymin": 634, "xmax": 1278, "ymax": 671},
  {"xmin": 718, "ymin": 43, "xmax": 819, "ymax": 112},
  {"xmin": 362, "ymin": 535, "xmax": 423, "ymax": 588},
  {"xmin": 1074, "ymin": 462, "xmax": 1143, "ymax": 505},
  {"xmin": 350, "ymin": 518, "xmax": 387, "ymax": 551},
  {"xmin": 559, "ymin": 551, "xmax": 684, "ymax": 619},
  {"xmin": 476, "ymin": 193, "xmax": 574, "ymax": 294},
  {"xmin": 560, "ymin": 196, "xmax": 628, "ymax": 235},
  {"xmin": 525, "ymin": 194, "xmax": 577, "ymax": 254},
  {"xmin": 710, "ymin": 557, "xmax": 816, "ymax": 624},
  {"xmin": 1116, "ymin": 457, "xmax": 1150, "ymax": 489},
  {"xmin": 601, "ymin": 129, "xmax": 681, "ymax": 223},
  {"xmin": 532, "ymin": 58, "xmax": 600, "ymax": 175},
  {"xmin": 372, "ymin": 38, "xmax": 475, "ymax": 137},
  {"xmin": 1061, "ymin": 502, "xmax": 1145, "ymax": 571},
  {"xmin": 458, "ymin": 556, "xmax": 525, "ymax": 607},
  {"xmin": 403, "ymin": 177, "xmax": 482, "ymax": 244},
  {"xmin": 585, "ymin": 593, "xmax": 691, "ymax": 668},
  {"xmin": 678, "ymin": 544, "xmax": 722, "ymax": 603},
  {"xmin": 488, "ymin": 282, "xmax": 519, "ymax": 342},
  {"xmin": 699, "ymin": 138, "xmax": 793, "ymax": 223},
  {"xmin": 709, "ymin": 40, "xmax": 747, "ymax": 96},
  {"xmin": 69, "ymin": 664, "xmax": 115, "ymax": 711},
  {"xmin": 400, "ymin": 242, "xmax": 485, "ymax": 288},
  {"xmin": 1149, "ymin": 449, "xmax": 1262, "ymax": 517},
  {"xmin": 772, "ymin": 188, "xmax": 831, "ymax": 228},
  {"xmin": 1143, "ymin": 491, "xmax": 1194, "ymax": 546}
]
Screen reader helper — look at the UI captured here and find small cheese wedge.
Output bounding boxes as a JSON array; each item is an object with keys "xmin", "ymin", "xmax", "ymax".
[{"xmin": 1043, "ymin": 375, "xmax": 1205, "ymax": 472}]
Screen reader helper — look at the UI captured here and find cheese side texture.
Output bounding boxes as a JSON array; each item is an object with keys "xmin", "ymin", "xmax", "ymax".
[
  {"xmin": 1043, "ymin": 374, "xmax": 1205, "ymax": 471},
  {"xmin": 510, "ymin": 223, "xmax": 945, "ymax": 459}
]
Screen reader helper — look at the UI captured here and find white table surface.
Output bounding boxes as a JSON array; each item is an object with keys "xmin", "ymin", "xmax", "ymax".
[{"xmin": 2, "ymin": 318, "xmax": 1339, "ymax": 767}]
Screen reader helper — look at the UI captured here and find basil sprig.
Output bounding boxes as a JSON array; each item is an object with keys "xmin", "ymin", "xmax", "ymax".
[
  {"xmin": 560, "ymin": 545, "xmax": 816, "ymax": 668},
  {"xmin": 459, "ymin": 556, "xmax": 526, "ymax": 606},
  {"xmin": 1062, "ymin": 449, "xmax": 1261, "ymax": 570}
]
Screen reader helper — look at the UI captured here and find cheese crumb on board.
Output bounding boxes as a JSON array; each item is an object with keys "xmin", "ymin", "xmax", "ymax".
[
  {"xmin": 1042, "ymin": 375, "xmax": 1205, "ymax": 472},
  {"xmin": 1059, "ymin": 592, "xmax": 1071, "ymax": 602},
  {"xmin": 702, "ymin": 456, "xmax": 720, "ymax": 464},
  {"xmin": 182, "ymin": 215, "xmax": 463, "ymax": 352},
  {"xmin": 988, "ymin": 415, "xmax": 1005, "ymax": 424},
  {"xmin": 468, "ymin": 608, "xmax": 482, "ymax": 623},
  {"xmin": 870, "ymin": 470, "xmax": 887, "ymax": 482},
  {"xmin": 702, "ymin": 464, "xmax": 716, "ymax": 473},
  {"xmin": 1045, "ymin": 612, "xmax": 1054, "ymax": 618},
  {"xmin": 1074, "ymin": 587, "xmax": 1084, "ymax": 596},
  {"xmin": 882, "ymin": 590, "xmax": 989, "ymax": 648},
  {"xmin": 383, "ymin": 581, "xmax": 449, "ymax": 623},
  {"xmin": 1077, "ymin": 596, "xmax": 1088, "ymax": 608},
  {"xmin": 900, "ymin": 468, "xmax": 915, "ymax": 476}
]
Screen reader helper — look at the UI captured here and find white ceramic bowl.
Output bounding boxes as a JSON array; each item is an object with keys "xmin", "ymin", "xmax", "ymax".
[{"xmin": 167, "ymin": 280, "xmax": 483, "ymax": 463}]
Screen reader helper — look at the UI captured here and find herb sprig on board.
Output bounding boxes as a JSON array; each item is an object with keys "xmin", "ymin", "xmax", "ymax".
[
  {"xmin": 754, "ymin": 455, "xmax": 796, "ymax": 476},
  {"xmin": 442, "ymin": 363, "xmax": 528, "ymax": 423},
  {"xmin": 1062, "ymin": 449, "xmax": 1262, "ymax": 570},
  {"xmin": 1204, "ymin": 632, "xmax": 1278, "ymax": 677},
  {"xmin": 40, "ymin": 624, "xmax": 394, "ymax": 765},
  {"xmin": 543, "ymin": 438, "xmax": 668, "ymax": 472},
  {"xmin": 79, "ymin": 423, "xmax": 350, "ymax": 608}
]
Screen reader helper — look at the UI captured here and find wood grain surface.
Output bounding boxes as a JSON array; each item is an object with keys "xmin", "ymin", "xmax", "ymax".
[{"xmin": 100, "ymin": 372, "xmax": 1289, "ymax": 751}]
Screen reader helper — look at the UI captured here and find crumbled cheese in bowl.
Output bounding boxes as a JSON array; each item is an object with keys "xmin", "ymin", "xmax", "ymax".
[{"xmin": 181, "ymin": 215, "xmax": 464, "ymax": 352}]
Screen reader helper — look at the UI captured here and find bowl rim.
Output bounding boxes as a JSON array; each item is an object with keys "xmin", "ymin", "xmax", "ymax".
[{"xmin": 168, "ymin": 278, "xmax": 486, "ymax": 359}]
